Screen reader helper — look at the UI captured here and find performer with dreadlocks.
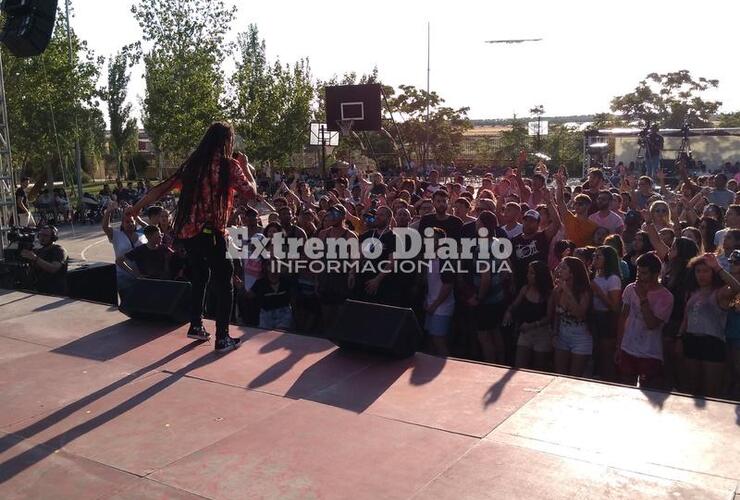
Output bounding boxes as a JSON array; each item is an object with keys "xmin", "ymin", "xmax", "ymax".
[{"xmin": 130, "ymin": 122, "xmax": 256, "ymax": 352}]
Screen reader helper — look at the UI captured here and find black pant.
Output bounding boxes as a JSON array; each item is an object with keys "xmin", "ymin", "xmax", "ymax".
[{"xmin": 183, "ymin": 232, "xmax": 234, "ymax": 339}]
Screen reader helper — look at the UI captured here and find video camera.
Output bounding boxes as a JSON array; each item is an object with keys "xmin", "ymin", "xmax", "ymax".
[
  {"xmin": 8, "ymin": 226, "xmax": 38, "ymax": 251},
  {"xmin": 0, "ymin": 227, "xmax": 37, "ymax": 289}
]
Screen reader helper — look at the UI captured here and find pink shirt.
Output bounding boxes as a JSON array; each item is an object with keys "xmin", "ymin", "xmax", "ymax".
[
  {"xmin": 589, "ymin": 210, "xmax": 624, "ymax": 234},
  {"xmin": 620, "ymin": 283, "xmax": 674, "ymax": 360}
]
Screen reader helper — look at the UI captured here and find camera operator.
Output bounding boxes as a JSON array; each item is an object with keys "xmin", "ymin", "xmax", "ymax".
[
  {"xmin": 20, "ymin": 225, "xmax": 68, "ymax": 295},
  {"xmin": 641, "ymin": 124, "xmax": 664, "ymax": 178}
]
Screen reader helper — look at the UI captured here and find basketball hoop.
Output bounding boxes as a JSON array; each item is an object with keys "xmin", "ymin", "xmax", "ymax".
[{"xmin": 338, "ymin": 119, "xmax": 355, "ymax": 137}]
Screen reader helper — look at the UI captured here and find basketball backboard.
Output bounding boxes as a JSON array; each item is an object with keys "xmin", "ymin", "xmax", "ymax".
[
  {"xmin": 309, "ymin": 123, "xmax": 339, "ymax": 146},
  {"xmin": 325, "ymin": 84, "xmax": 382, "ymax": 132}
]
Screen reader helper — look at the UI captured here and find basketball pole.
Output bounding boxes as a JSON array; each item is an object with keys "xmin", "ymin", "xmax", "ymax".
[
  {"xmin": 425, "ymin": 21, "xmax": 430, "ymax": 169},
  {"xmin": 320, "ymin": 125, "xmax": 327, "ymax": 178}
]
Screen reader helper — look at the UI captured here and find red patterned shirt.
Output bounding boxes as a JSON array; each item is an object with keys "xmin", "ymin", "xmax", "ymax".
[{"xmin": 174, "ymin": 155, "xmax": 255, "ymax": 239}]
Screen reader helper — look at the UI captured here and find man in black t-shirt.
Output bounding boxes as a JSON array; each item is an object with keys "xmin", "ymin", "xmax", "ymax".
[
  {"xmin": 20, "ymin": 225, "xmax": 68, "ymax": 295},
  {"xmin": 510, "ymin": 195, "xmax": 561, "ymax": 287},
  {"xmin": 251, "ymin": 264, "xmax": 293, "ymax": 330},
  {"xmin": 119, "ymin": 225, "xmax": 173, "ymax": 279},
  {"xmin": 418, "ymin": 190, "xmax": 463, "ymax": 240}
]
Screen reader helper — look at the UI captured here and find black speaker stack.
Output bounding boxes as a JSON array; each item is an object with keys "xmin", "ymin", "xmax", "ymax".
[
  {"xmin": 65, "ymin": 259, "xmax": 117, "ymax": 305},
  {"xmin": 118, "ymin": 278, "xmax": 192, "ymax": 324},
  {"xmin": 1, "ymin": 0, "xmax": 58, "ymax": 57},
  {"xmin": 329, "ymin": 300, "xmax": 423, "ymax": 358}
]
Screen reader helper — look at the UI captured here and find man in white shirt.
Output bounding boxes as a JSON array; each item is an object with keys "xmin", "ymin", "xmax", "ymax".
[
  {"xmin": 714, "ymin": 204, "xmax": 740, "ymax": 247},
  {"xmin": 501, "ymin": 202, "xmax": 523, "ymax": 239},
  {"xmin": 589, "ymin": 190, "xmax": 624, "ymax": 235}
]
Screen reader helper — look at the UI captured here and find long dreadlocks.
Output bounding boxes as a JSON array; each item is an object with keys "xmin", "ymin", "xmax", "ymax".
[{"xmin": 165, "ymin": 122, "xmax": 235, "ymax": 235}]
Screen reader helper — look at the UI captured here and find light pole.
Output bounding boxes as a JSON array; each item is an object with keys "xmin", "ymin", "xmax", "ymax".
[{"xmin": 65, "ymin": 0, "xmax": 83, "ymax": 206}]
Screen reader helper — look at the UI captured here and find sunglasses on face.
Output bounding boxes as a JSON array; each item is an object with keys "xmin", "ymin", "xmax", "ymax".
[{"xmin": 653, "ymin": 208, "xmax": 668, "ymax": 214}]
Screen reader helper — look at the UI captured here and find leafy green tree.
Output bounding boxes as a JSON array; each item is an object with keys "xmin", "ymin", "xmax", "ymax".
[
  {"xmin": 610, "ymin": 70, "xmax": 721, "ymax": 128},
  {"xmin": 542, "ymin": 124, "xmax": 583, "ymax": 177},
  {"xmin": 496, "ymin": 115, "xmax": 528, "ymax": 165},
  {"xmin": 718, "ymin": 112, "xmax": 740, "ymax": 128},
  {"xmin": 229, "ymin": 24, "xmax": 313, "ymax": 166},
  {"xmin": 2, "ymin": 9, "xmax": 103, "ymax": 180},
  {"xmin": 588, "ymin": 112, "xmax": 625, "ymax": 130},
  {"xmin": 473, "ymin": 138, "xmax": 496, "ymax": 165},
  {"xmin": 386, "ymin": 85, "xmax": 471, "ymax": 166},
  {"xmin": 133, "ymin": 0, "xmax": 234, "ymax": 159},
  {"xmin": 101, "ymin": 44, "xmax": 140, "ymax": 178}
]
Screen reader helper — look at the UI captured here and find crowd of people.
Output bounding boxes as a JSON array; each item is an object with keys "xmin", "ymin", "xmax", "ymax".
[{"xmin": 96, "ymin": 140, "xmax": 740, "ymax": 400}]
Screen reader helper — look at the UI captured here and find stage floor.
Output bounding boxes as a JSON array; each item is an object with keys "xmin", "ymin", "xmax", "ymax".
[{"xmin": 0, "ymin": 289, "xmax": 738, "ymax": 499}]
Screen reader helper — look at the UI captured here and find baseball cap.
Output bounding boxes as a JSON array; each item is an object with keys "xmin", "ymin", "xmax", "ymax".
[{"xmin": 523, "ymin": 209, "xmax": 541, "ymax": 221}]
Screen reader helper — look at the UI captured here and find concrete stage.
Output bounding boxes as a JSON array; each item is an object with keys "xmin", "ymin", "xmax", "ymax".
[{"xmin": 0, "ymin": 290, "xmax": 738, "ymax": 499}]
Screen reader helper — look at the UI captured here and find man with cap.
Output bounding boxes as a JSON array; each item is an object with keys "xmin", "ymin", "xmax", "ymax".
[{"xmin": 510, "ymin": 190, "xmax": 561, "ymax": 288}]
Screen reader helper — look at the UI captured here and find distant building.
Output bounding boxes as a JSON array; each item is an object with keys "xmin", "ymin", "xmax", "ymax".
[{"xmin": 137, "ymin": 130, "xmax": 156, "ymax": 155}]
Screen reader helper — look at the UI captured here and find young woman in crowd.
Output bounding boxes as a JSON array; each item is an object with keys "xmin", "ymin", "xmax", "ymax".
[
  {"xmin": 552, "ymin": 240, "xmax": 576, "ymax": 271},
  {"xmin": 589, "ymin": 246, "xmax": 623, "ymax": 381},
  {"xmin": 504, "ymin": 260, "xmax": 554, "ymax": 371},
  {"xmin": 604, "ymin": 234, "xmax": 630, "ymax": 281},
  {"xmin": 717, "ymin": 229, "xmax": 740, "ymax": 271},
  {"xmin": 645, "ymin": 200, "xmax": 673, "ymax": 232},
  {"xmin": 624, "ymin": 231, "xmax": 654, "ymax": 283},
  {"xmin": 661, "ymin": 237, "xmax": 700, "ymax": 390},
  {"xmin": 726, "ymin": 250, "xmax": 740, "ymax": 399},
  {"xmin": 699, "ymin": 216, "xmax": 722, "ymax": 253},
  {"xmin": 680, "ymin": 226, "xmax": 704, "ymax": 252},
  {"xmin": 471, "ymin": 212, "xmax": 510, "ymax": 363},
  {"xmin": 680, "ymin": 253, "xmax": 740, "ymax": 397},
  {"xmin": 550, "ymin": 256, "xmax": 592, "ymax": 377}
]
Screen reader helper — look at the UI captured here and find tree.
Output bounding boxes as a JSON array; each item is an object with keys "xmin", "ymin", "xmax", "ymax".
[
  {"xmin": 529, "ymin": 104, "xmax": 545, "ymax": 149},
  {"xmin": 133, "ymin": 0, "xmax": 235, "ymax": 159},
  {"xmin": 542, "ymin": 124, "xmax": 583, "ymax": 177},
  {"xmin": 496, "ymin": 115, "xmax": 528, "ymax": 165},
  {"xmin": 588, "ymin": 112, "xmax": 625, "ymax": 130},
  {"xmin": 386, "ymin": 85, "xmax": 471, "ymax": 166},
  {"xmin": 473, "ymin": 138, "xmax": 496, "ymax": 165},
  {"xmin": 610, "ymin": 70, "xmax": 721, "ymax": 128},
  {"xmin": 102, "ymin": 44, "xmax": 140, "ymax": 178},
  {"xmin": 228, "ymin": 24, "xmax": 314, "ymax": 166},
  {"xmin": 2, "ymin": 8, "xmax": 103, "ymax": 181},
  {"xmin": 718, "ymin": 112, "xmax": 740, "ymax": 128}
]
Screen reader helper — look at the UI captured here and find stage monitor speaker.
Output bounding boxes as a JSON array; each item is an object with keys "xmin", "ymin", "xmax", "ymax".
[
  {"xmin": 325, "ymin": 84, "xmax": 382, "ymax": 132},
  {"xmin": 65, "ymin": 259, "xmax": 117, "ymax": 305},
  {"xmin": 329, "ymin": 299, "xmax": 422, "ymax": 358},
  {"xmin": 119, "ymin": 278, "xmax": 191, "ymax": 324},
  {"xmin": 0, "ymin": 0, "xmax": 58, "ymax": 58}
]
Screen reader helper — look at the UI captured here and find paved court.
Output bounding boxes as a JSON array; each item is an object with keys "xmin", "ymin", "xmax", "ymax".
[{"xmin": 0, "ymin": 290, "xmax": 738, "ymax": 499}]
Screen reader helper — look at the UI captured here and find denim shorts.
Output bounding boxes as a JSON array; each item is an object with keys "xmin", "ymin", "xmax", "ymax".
[
  {"xmin": 259, "ymin": 306, "xmax": 293, "ymax": 330},
  {"xmin": 554, "ymin": 327, "xmax": 593, "ymax": 355},
  {"xmin": 425, "ymin": 314, "xmax": 453, "ymax": 337},
  {"xmin": 517, "ymin": 325, "xmax": 553, "ymax": 353}
]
